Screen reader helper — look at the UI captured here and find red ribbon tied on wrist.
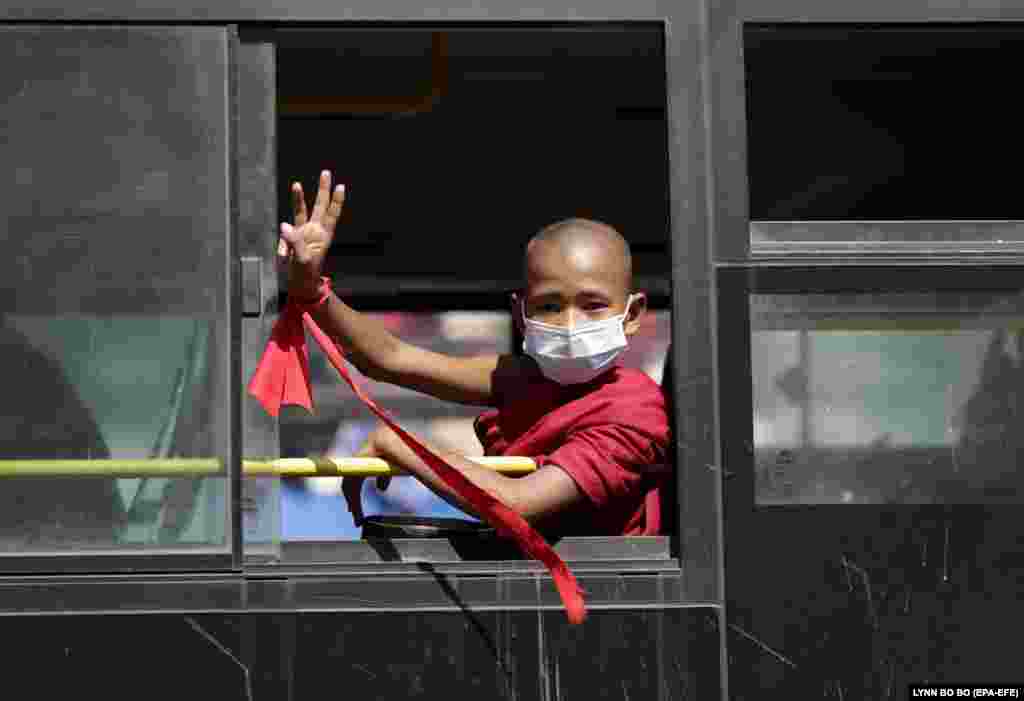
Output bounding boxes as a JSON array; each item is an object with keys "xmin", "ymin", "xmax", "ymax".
[{"xmin": 247, "ymin": 278, "xmax": 587, "ymax": 624}]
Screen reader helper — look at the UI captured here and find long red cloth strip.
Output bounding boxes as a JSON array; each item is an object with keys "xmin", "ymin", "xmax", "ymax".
[{"xmin": 247, "ymin": 294, "xmax": 587, "ymax": 624}]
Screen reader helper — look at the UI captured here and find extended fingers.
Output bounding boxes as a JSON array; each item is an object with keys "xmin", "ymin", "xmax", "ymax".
[
  {"xmin": 311, "ymin": 170, "xmax": 332, "ymax": 222},
  {"xmin": 277, "ymin": 223, "xmax": 294, "ymax": 264},
  {"xmin": 323, "ymin": 184, "xmax": 346, "ymax": 234},
  {"xmin": 279, "ymin": 221, "xmax": 304, "ymax": 255},
  {"xmin": 291, "ymin": 182, "xmax": 308, "ymax": 227}
]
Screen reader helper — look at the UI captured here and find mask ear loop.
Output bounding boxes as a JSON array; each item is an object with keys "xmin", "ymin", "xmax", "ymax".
[{"xmin": 620, "ymin": 293, "xmax": 637, "ymax": 327}]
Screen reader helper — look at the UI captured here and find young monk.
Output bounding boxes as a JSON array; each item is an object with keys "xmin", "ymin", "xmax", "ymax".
[{"xmin": 278, "ymin": 171, "xmax": 671, "ymax": 536}]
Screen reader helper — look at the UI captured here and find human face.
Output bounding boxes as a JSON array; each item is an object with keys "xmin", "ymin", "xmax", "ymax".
[{"xmin": 517, "ymin": 237, "xmax": 645, "ymax": 334}]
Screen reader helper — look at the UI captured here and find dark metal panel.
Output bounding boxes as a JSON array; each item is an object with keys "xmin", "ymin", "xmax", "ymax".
[
  {"xmin": 534, "ymin": 607, "xmax": 722, "ymax": 700},
  {"xmin": 707, "ymin": 8, "xmax": 749, "ymax": 263},
  {"xmin": 278, "ymin": 608, "xmax": 719, "ymax": 699},
  {"xmin": 0, "ymin": 0, "xmax": 669, "ymax": 21},
  {"xmin": 0, "ymin": 608, "xmax": 720, "ymax": 700},
  {"xmin": 2, "ymin": 615, "xmax": 251, "ymax": 700},
  {"xmin": 665, "ymin": 0, "xmax": 725, "ymax": 611},
  {"xmin": 723, "ymin": 510, "xmax": 1024, "ymax": 696}
]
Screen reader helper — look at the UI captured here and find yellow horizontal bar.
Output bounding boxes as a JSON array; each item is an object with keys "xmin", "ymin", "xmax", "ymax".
[{"xmin": 0, "ymin": 456, "xmax": 536, "ymax": 478}]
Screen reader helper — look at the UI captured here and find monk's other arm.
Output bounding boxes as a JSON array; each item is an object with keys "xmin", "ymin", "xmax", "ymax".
[{"xmin": 350, "ymin": 423, "xmax": 584, "ymax": 524}]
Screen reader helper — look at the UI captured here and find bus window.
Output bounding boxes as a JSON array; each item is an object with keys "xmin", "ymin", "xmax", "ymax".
[
  {"xmin": 248, "ymin": 24, "xmax": 674, "ymax": 560},
  {"xmin": 751, "ymin": 290, "xmax": 1024, "ymax": 505}
]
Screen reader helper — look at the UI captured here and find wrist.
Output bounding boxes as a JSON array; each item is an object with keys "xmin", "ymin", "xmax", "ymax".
[{"xmin": 289, "ymin": 276, "xmax": 332, "ymax": 308}]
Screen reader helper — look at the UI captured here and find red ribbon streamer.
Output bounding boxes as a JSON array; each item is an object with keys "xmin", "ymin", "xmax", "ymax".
[{"xmin": 247, "ymin": 283, "xmax": 587, "ymax": 624}]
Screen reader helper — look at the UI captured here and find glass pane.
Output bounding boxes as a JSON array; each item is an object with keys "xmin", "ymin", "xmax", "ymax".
[
  {"xmin": 0, "ymin": 27, "xmax": 231, "ymax": 554},
  {"xmin": 277, "ymin": 310, "xmax": 671, "ymax": 541},
  {"xmin": 745, "ymin": 25, "xmax": 1024, "ymax": 223},
  {"xmin": 752, "ymin": 292, "xmax": 1024, "ymax": 505}
]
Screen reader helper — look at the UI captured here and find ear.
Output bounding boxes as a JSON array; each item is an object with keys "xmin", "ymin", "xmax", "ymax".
[
  {"xmin": 510, "ymin": 291, "xmax": 524, "ymax": 334},
  {"xmin": 623, "ymin": 292, "xmax": 647, "ymax": 336}
]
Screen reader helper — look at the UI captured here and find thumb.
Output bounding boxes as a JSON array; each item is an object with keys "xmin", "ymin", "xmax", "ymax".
[
  {"xmin": 278, "ymin": 223, "xmax": 298, "ymax": 262},
  {"xmin": 280, "ymin": 222, "xmax": 299, "ymax": 246}
]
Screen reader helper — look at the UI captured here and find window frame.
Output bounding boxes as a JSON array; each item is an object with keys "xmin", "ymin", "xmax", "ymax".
[
  {"xmin": 252, "ymin": 23, "xmax": 683, "ymax": 573},
  {"xmin": 0, "ymin": 2, "xmax": 722, "ymax": 640}
]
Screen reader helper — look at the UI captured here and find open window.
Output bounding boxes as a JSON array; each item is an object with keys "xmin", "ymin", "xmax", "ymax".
[{"xmin": 240, "ymin": 25, "xmax": 676, "ymax": 566}]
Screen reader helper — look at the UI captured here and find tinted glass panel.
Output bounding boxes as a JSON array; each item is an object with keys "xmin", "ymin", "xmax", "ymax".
[
  {"xmin": 752, "ymin": 292, "xmax": 1024, "ymax": 504},
  {"xmin": 746, "ymin": 25, "xmax": 1024, "ymax": 223},
  {"xmin": 0, "ymin": 27, "xmax": 231, "ymax": 553}
]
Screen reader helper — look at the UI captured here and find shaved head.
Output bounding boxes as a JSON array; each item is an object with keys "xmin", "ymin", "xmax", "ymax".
[
  {"xmin": 524, "ymin": 218, "xmax": 633, "ymax": 298},
  {"xmin": 517, "ymin": 217, "xmax": 645, "ymax": 334}
]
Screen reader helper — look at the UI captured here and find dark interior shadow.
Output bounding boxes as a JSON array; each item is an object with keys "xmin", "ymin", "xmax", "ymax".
[{"xmin": 362, "ymin": 534, "xmax": 526, "ymax": 562}]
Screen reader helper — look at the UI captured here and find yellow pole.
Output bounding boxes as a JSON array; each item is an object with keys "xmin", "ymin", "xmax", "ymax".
[{"xmin": 0, "ymin": 456, "xmax": 536, "ymax": 478}]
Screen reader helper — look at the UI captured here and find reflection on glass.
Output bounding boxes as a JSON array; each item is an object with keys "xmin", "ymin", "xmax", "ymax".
[
  {"xmin": 0, "ymin": 315, "xmax": 226, "ymax": 550},
  {"xmin": 0, "ymin": 27, "xmax": 232, "ymax": 555},
  {"xmin": 278, "ymin": 309, "xmax": 671, "ymax": 541},
  {"xmin": 752, "ymin": 293, "xmax": 1024, "ymax": 504}
]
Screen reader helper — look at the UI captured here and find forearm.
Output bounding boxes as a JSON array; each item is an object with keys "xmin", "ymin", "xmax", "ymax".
[
  {"xmin": 381, "ymin": 434, "xmax": 525, "ymax": 521},
  {"xmin": 302, "ymin": 290, "xmax": 404, "ymax": 381}
]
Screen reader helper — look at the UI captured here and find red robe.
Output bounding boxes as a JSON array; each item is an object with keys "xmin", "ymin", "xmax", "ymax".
[{"xmin": 475, "ymin": 367, "xmax": 672, "ymax": 536}]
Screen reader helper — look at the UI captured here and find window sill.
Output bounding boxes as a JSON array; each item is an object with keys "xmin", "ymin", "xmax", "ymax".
[{"xmin": 253, "ymin": 535, "xmax": 669, "ymax": 564}]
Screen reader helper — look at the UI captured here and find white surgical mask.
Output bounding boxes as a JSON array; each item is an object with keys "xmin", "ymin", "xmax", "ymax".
[{"xmin": 522, "ymin": 295, "xmax": 636, "ymax": 385}]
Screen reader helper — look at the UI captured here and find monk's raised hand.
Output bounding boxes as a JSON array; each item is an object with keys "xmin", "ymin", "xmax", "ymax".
[{"xmin": 278, "ymin": 170, "xmax": 345, "ymax": 300}]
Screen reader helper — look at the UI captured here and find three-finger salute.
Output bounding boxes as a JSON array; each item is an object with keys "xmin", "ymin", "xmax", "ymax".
[{"xmin": 278, "ymin": 170, "xmax": 346, "ymax": 299}]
